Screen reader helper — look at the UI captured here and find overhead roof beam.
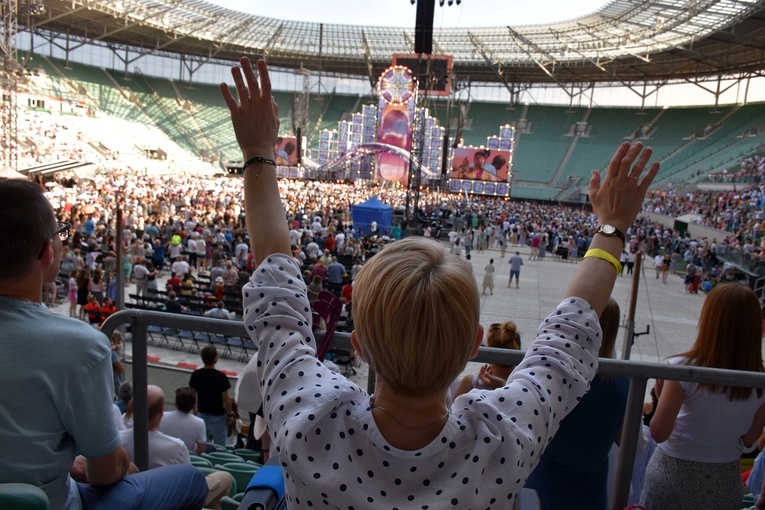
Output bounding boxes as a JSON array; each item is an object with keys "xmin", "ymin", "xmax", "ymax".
[{"xmin": 467, "ymin": 32, "xmax": 518, "ymax": 96}]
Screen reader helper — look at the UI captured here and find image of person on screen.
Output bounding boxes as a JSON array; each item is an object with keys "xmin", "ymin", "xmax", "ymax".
[
  {"xmin": 377, "ymin": 109, "xmax": 411, "ymax": 183},
  {"xmin": 284, "ymin": 140, "xmax": 297, "ymax": 165},
  {"xmin": 468, "ymin": 150, "xmax": 497, "ymax": 181},
  {"xmin": 274, "ymin": 137, "xmax": 289, "ymax": 165},
  {"xmin": 491, "ymin": 155, "xmax": 507, "ymax": 181}
]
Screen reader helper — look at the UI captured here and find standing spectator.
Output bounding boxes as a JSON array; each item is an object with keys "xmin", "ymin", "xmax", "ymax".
[
  {"xmin": 0, "ymin": 179, "xmax": 206, "ymax": 510},
  {"xmin": 524, "ymin": 299, "xmax": 629, "ymax": 510},
  {"xmin": 189, "ymin": 346, "xmax": 232, "ymax": 447},
  {"xmin": 482, "ymin": 258, "xmax": 496, "ymax": 295},
  {"xmin": 76, "ymin": 268, "xmax": 90, "ymax": 321},
  {"xmin": 626, "ymin": 249, "xmax": 636, "ymax": 276},
  {"xmin": 221, "ymin": 260, "xmax": 238, "ymax": 293},
  {"xmin": 68, "ymin": 269, "xmax": 78, "ymax": 317},
  {"xmin": 327, "ymin": 256, "xmax": 345, "ymax": 287},
  {"xmin": 133, "ymin": 258, "xmax": 149, "ymax": 297},
  {"xmin": 642, "ymin": 284, "xmax": 765, "ymax": 509},
  {"xmin": 89, "ymin": 270, "xmax": 105, "ymax": 305},
  {"xmin": 508, "ymin": 251, "xmax": 524, "ymax": 288}
]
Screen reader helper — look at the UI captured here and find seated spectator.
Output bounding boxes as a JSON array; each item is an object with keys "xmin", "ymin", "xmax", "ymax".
[
  {"xmin": 99, "ymin": 297, "xmax": 117, "ymax": 321},
  {"xmin": 116, "ymin": 381, "xmax": 133, "ymax": 414},
  {"xmin": 226, "ymin": 58, "xmax": 659, "ymax": 507},
  {"xmin": 213, "ymin": 277, "xmax": 225, "ymax": 300},
  {"xmin": 166, "ymin": 272, "xmax": 182, "ymax": 294},
  {"xmin": 453, "ymin": 320, "xmax": 521, "ymax": 399},
  {"xmin": 0, "ymin": 179, "xmax": 206, "ymax": 510},
  {"xmin": 84, "ymin": 294, "xmax": 101, "ymax": 323},
  {"xmin": 159, "ymin": 387, "xmax": 207, "ymax": 455},
  {"xmin": 524, "ymin": 298, "xmax": 629, "ymax": 510},
  {"xmin": 204, "ymin": 300, "xmax": 232, "ymax": 320},
  {"xmin": 164, "ymin": 291, "xmax": 185, "ymax": 313},
  {"xmin": 120, "ymin": 386, "xmax": 232, "ymax": 510},
  {"xmin": 181, "ymin": 272, "xmax": 196, "ymax": 297},
  {"xmin": 307, "ymin": 275, "xmax": 323, "ymax": 304},
  {"xmin": 340, "ymin": 280, "xmax": 353, "ymax": 304}
]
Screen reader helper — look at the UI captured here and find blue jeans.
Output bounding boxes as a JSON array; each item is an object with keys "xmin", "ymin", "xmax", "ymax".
[
  {"xmin": 199, "ymin": 412, "xmax": 227, "ymax": 448},
  {"xmin": 78, "ymin": 464, "xmax": 207, "ymax": 510}
]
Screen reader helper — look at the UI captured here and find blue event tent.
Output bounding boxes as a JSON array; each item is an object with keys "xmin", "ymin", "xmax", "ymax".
[{"xmin": 350, "ymin": 196, "xmax": 393, "ymax": 235}]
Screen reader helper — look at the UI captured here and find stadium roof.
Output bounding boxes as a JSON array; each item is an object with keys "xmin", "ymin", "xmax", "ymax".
[{"xmin": 23, "ymin": 0, "xmax": 765, "ymax": 86}]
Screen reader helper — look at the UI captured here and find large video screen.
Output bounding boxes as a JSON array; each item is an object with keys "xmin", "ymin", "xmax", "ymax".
[
  {"xmin": 450, "ymin": 147, "xmax": 511, "ymax": 182},
  {"xmin": 274, "ymin": 136, "xmax": 299, "ymax": 166}
]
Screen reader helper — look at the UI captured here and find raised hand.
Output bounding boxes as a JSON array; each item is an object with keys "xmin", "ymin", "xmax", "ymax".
[
  {"xmin": 588, "ymin": 142, "xmax": 660, "ymax": 233},
  {"xmin": 219, "ymin": 57, "xmax": 280, "ymax": 160}
]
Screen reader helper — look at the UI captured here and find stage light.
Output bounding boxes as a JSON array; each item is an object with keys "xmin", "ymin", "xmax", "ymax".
[
  {"xmin": 447, "ymin": 0, "xmax": 454, "ymax": 4},
  {"xmin": 439, "ymin": 0, "xmax": 445, "ymax": 5},
  {"xmin": 410, "ymin": 0, "xmax": 416, "ymax": 4},
  {"xmin": 455, "ymin": 0, "xmax": 461, "ymax": 4}
]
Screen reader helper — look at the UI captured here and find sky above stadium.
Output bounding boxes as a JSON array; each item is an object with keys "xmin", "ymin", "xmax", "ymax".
[{"xmin": 206, "ymin": 0, "xmax": 611, "ymax": 27}]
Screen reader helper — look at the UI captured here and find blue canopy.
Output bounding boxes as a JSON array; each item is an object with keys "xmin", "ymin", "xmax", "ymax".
[{"xmin": 351, "ymin": 196, "xmax": 393, "ymax": 235}]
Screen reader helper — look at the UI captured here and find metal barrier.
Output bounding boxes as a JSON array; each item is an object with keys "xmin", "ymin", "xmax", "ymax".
[{"xmin": 102, "ymin": 310, "xmax": 765, "ymax": 510}]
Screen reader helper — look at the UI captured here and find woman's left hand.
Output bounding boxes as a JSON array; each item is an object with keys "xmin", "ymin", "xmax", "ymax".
[{"xmin": 219, "ymin": 57, "xmax": 280, "ymax": 160}]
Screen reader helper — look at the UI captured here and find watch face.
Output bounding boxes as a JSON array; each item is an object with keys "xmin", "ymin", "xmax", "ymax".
[
  {"xmin": 600, "ymin": 224, "xmax": 616, "ymax": 235},
  {"xmin": 378, "ymin": 66, "xmax": 415, "ymax": 105}
]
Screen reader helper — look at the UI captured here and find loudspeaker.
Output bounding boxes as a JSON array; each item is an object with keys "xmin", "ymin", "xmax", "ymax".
[{"xmin": 414, "ymin": 0, "xmax": 435, "ymax": 55}]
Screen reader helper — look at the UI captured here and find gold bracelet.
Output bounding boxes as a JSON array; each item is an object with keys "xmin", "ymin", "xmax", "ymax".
[{"xmin": 583, "ymin": 248, "xmax": 622, "ymax": 275}]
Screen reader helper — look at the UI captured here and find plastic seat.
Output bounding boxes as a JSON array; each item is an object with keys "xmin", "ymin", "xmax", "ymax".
[
  {"xmin": 189, "ymin": 454, "xmax": 213, "ymax": 468},
  {"xmin": 233, "ymin": 448, "xmax": 262, "ymax": 464},
  {"xmin": 0, "ymin": 483, "xmax": 50, "ymax": 510},
  {"xmin": 217, "ymin": 463, "xmax": 259, "ymax": 498},
  {"xmin": 201, "ymin": 451, "xmax": 245, "ymax": 466},
  {"xmin": 517, "ymin": 487, "xmax": 541, "ymax": 510}
]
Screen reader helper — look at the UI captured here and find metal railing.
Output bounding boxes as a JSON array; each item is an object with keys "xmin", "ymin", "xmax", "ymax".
[{"xmin": 102, "ymin": 310, "xmax": 765, "ymax": 510}]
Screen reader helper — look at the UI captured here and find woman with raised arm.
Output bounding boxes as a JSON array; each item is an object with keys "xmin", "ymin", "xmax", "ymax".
[{"xmin": 224, "ymin": 57, "xmax": 659, "ymax": 509}]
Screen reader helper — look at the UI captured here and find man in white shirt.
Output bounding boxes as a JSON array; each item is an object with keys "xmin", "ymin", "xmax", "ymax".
[
  {"xmin": 121, "ymin": 386, "xmax": 232, "ymax": 509},
  {"xmin": 204, "ymin": 301, "xmax": 233, "ymax": 320},
  {"xmin": 171, "ymin": 257, "xmax": 190, "ymax": 278},
  {"xmin": 160, "ymin": 387, "xmax": 207, "ymax": 455}
]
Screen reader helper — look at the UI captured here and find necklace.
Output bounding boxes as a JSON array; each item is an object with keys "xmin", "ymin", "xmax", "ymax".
[{"xmin": 370, "ymin": 398, "xmax": 450, "ymax": 430}]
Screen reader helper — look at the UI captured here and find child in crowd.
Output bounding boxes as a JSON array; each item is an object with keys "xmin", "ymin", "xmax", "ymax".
[
  {"xmin": 453, "ymin": 321, "xmax": 521, "ymax": 399},
  {"xmin": 226, "ymin": 56, "xmax": 659, "ymax": 508}
]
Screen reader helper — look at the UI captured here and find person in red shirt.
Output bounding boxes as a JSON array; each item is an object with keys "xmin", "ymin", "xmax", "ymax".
[
  {"xmin": 166, "ymin": 272, "xmax": 182, "ymax": 293},
  {"xmin": 341, "ymin": 282, "xmax": 353, "ymax": 304},
  {"xmin": 99, "ymin": 297, "xmax": 117, "ymax": 322},
  {"xmin": 324, "ymin": 233, "xmax": 336, "ymax": 254},
  {"xmin": 83, "ymin": 294, "xmax": 101, "ymax": 324}
]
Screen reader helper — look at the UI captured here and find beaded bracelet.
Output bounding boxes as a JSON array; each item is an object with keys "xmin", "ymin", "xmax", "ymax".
[{"xmin": 230, "ymin": 155, "xmax": 276, "ymax": 176}]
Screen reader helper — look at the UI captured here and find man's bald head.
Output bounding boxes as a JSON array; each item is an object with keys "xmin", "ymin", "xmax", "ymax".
[{"xmin": 147, "ymin": 385, "xmax": 165, "ymax": 426}]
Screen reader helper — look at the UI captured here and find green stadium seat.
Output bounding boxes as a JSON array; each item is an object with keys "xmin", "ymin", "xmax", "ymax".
[{"xmin": 0, "ymin": 483, "xmax": 50, "ymax": 510}]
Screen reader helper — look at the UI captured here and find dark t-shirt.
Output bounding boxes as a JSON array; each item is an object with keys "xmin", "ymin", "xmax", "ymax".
[{"xmin": 189, "ymin": 368, "xmax": 231, "ymax": 416}]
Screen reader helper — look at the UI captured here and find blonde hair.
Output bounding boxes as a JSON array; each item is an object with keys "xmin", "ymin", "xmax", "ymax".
[{"xmin": 353, "ymin": 238, "xmax": 480, "ymax": 396}]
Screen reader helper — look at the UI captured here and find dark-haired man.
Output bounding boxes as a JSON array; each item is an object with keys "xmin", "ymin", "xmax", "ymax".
[
  {"xmin": 0, "ymin": 179, "xmax": 207, "ymax": 510},
  {"xmin": 189, "ymin": 346, "xmax": 232, "ymax": 447},
  {"xmin": 160, "ymin": 387, "xmax": 207, "ymax": 455}
]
